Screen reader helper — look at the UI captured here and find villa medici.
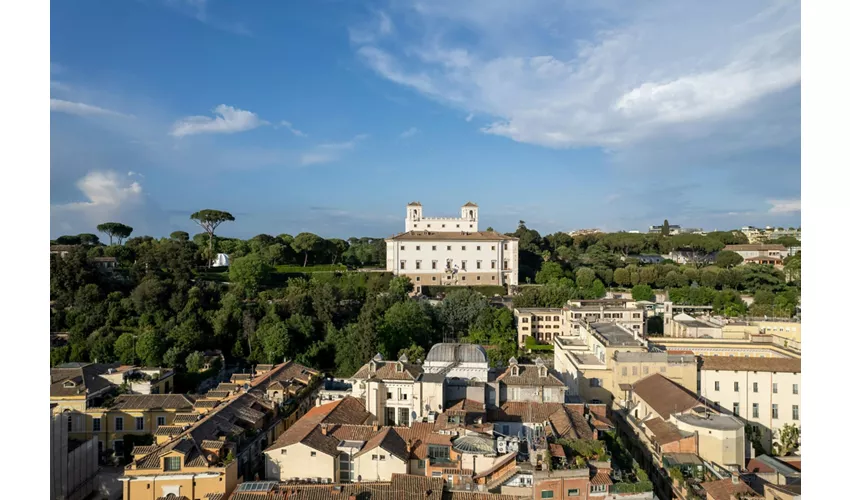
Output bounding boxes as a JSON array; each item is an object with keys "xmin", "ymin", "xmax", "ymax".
[{"xmin": 385, "ymin": 202, "xmax": 520, "ymax": 293}]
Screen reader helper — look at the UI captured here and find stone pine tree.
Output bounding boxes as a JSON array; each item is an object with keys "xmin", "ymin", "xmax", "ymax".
[
  {"xmin": 190, "ymin": 209, "xmax": 235, "ymax": 267},
  {"xmin": 96, "ymin": 222, "xmax": 134, "ymax": 245},
  {"xmin": 661, "ymin": 219, "xmax": 670, "ymax": 237}
]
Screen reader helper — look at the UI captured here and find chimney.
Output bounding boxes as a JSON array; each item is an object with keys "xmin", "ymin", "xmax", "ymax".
[
  {"xmin": 731, "ymin": 475, "xmax": 740, "ymax": 485},
  {"xmin": 321, "ymin": 423, "xmax": 328, "ymax": 435},
  {"xmin": 406, "ymin": 439, "xmax": 413, "ymax": 454},
  {"xmin": 373, "ymin": 423, "xmax": 379, "ymax": 431}
]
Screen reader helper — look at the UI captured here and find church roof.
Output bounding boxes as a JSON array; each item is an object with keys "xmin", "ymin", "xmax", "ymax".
[
  {"xmin": 407, "ymin": 201, "xmax": 422, "ymax": 206},
  {"xmin": 463, "ymin": 202, "xmax": 478, "ymax": 207},
  {"xmin": 425, "ymin": 344, "xmax": 488, "ymax": 364}
]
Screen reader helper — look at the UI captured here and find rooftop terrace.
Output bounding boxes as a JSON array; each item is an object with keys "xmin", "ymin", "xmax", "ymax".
[{"xmin": 588, "ymin": 322, "xmax": 643, "ymax": 347}]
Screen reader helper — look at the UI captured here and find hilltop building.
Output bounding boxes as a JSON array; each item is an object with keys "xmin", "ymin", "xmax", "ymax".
[{"xmin": 386, "ymin": 202, "xmax": 519, "ymax": 293}]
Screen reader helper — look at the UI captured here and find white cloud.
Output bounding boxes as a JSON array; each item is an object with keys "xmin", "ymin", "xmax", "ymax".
[
  {"xmin": 767, "ymin": 199, "xmax": 801, "ymax": 214},
  {"xmin": 465, "ymin": 113, "xmax": 474, "ymax": 122},
  {"xmin": 378, "ymin": 11, "xmax": 394, "ymax": 36},
  {"xmin": 280, "ymin": 120, "xmax": 307, "ymax": 137},
  {"xmin": 170, "ymin": 104, "xmax": 268, "ymax": 137},
  {"xmin": 400, "ymin": 127, "xmax": 419, "ymax": 138},
  {"xmin": 300, "ymin": 135, "xmax": 369, "ymax": 165},
  {"xmin": 352, "ymin": 0, "xmax": 800, "ymax": 149},
  {"xmin": 51, "ymin": 98, "xmax": 132, "ymax": 118},
  {"xmin": 51, "ymin": 171, "xmax": 149, "ymax": 235}
]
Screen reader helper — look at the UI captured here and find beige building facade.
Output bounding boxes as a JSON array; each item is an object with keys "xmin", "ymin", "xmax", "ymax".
[
  {"xmin": 698, "ymin": 357, "xmax": 801, "ymax": 452},
  {"xmin": 515, "ymin": 299, "xmax": 647, "ymax": 347}
]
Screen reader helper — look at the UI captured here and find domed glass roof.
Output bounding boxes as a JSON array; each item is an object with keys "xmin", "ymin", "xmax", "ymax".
[
  {"xmin": 426, "ymin": 343, "xmax": 488, "ymax": 364},
  {"xmin": 452, "ymin": 434, "xmax": 497, "ymax": 455}
]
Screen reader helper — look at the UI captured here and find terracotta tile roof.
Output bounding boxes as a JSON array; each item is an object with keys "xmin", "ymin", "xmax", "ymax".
[
  {"xmin": 256, "ymin": 364, "xmax": 275, "ymax": 371},
  {"xmin": 632, "ymin": 374, "xmax": 701, "ymax": 419},
  {"xmin": 548, "ymin": 406, "xmax": 594, "ymax": 440},
  {"xmin": 206, "ymin": 494, "xmax": 225, "ymax": 500},
  {"xmin": 132, "ymin": 445, "xmax": 158, "ymax": 456},
  {"xmin": 201, "ymin": 439, "xmax": 226, "ymax": 449},
  {"xmin": 644, "ymin": 418, "xmax": 687, "ymax": 445},
  {"xmin": 206, "ymin": 391, "xmax": 231, "ymax": 399},
  {"xmin": 387, "ymin": 231, "xmax": 518, "ymax": 241},
  {"xmin": 226, "ymin": 474, "xmax": 444, "ymax": 500},
  {"xmin": 155, "ymin": 425, "xmax": 186, "ymax": 437},
  {"xmin": 131, "ymin": 361, "xmax": 315, "ymax": 472},
  {"xmin": 351, "ymin": 359, "xmax": 424, "ymax": 381},
  {"xmin": 173, "ymin": 413, "xmax": 202, "ymax": 424},
  {"xmin": 194, "ymin": 399, "xmax": 221, "ymax": 409},
  {"xmin": 50, "ymin": 363, "xmax": 117, "ymax": 398},
  {"xmin": 549, "ymin": 443, "xmax": 565, "ymax": 458},
  {"xmin": 487, "ymin": 402, "xmax": 565, "ymax": 423},
  {"xmin": 496, "ymin": 364, "xmax": 566, "ymax": 387},
  {"xmin": 445, "ymin": 494, "xmax": 520, "ymax": 500},
  {"xmin": 701, "ymin": 477, "xmax": 758, "ymax": 500},
  {"xmin": 266, "ymin": 398, "xmax": 373, "ymax": 454},
  {"xmin": 354, "ymin": 427, "xmax": 410, "ymax": 461},
  {"xmin": 444, "ymin": 399, "xmax": 485, "ymax": 413},
  {"xmin": 442, "ymin": 468, "xmax": 473, "ymax": 476},
  {"xmin": 110, "ymin": 394, "xmax": 196, "ymax": 410},
  {"xmin": 217, "ymin": 383, "xmax": 240, "ymax": 392},
  {"xmin": 394, "ymin": 422, "xmax": 438, "ymax": 460},
  {"xmin": 589, "ymin": 471, "xmax": 613, "ymax": 486},
  {"xmin": 700, "ymin": 356, "xmax": 801, "ymax": 373}
]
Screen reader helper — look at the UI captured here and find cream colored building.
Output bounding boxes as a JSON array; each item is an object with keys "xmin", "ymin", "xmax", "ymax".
[
  {"xmin": 699, "ymin": 356, "xmax": 801, "ymax": 452},
  {"xmin": 515, "ymin": 299, "xmax": 647, "ymax": 347},
  {"xmin": 651, "ymin": 336, "xmax": 800, "ymax": 359},
  {"xmin": 667, "ymin": 313, "xmax": 723, "ymax": 339},
  {"xmin": 553, "ymin": 321, "xmax": 648, "ymax": 404},
  {"xmin": 514, "ymin": 308, "xmax": 565, "ymax": 345},
  {"xmin": 386, "ymin": 202, "xmax": 520, "ymax": 292}
]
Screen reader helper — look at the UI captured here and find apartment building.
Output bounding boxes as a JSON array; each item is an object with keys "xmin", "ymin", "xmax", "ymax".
[
  {"xmin": 623, "ymin": 373, "xmax": 745, "ymax": 469},
  {"xmin": 667, "ymin": 313, "xmax": 723, "ymax": 339},
  {"xmin": 724, "ymin": 244, "xmax": 789, "ymax": 267},
  {"xmin": 51, "ymin": 363, "xmax": 120, "ymax": 413},
  {"xmin": 553, "ymin": 321, "xmax": 648, "ymax": 404},
  {"xmin": 698, "ymin": 356, "xmax": 801, "ymax": 453},
  {"xmin": 386, "ymin": 202, "xmax": 520, "ymax": 292},
  {"xmin": 651, "ymin": 336, "xmax": 800, "ymax": 360},
  {"xmin": 495, "ymin": 357, "xmax": 568, "ymax": 404},
  {"xmin": 514, "ymin": 308, "xmax": 564, "ymax": 345},
  {"xmin": 349, "ymin": 353, "xmax": 435, "ymax": 426},
  {"xmin": 121, "ymin": 361, "xmax": 321, "ymax": 499},
  {"xmin": 515, "ymin": 299, "xmax": 647, "ymax": 347}
]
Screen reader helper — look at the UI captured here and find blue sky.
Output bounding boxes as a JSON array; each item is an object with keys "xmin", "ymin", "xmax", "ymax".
[{"xmin": 50, "ymin": 0, "xmax": 801, "ymax": 240}]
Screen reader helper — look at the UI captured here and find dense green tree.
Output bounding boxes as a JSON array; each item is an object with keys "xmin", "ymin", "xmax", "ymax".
[
  {"xmin": 229, "ymin": 254, "xmax": 273, "ymax": 297},
  {"xmin": 715, "ymin": 250, "xmax": 744, "ymax": 269},
  {"xmin": 399, "ymin": 344, "xmax": 426, "ymax": 363},
  {"xmin": 185, "ymin": 351, "xmax": 205, "ymax": 373},
  {"xmin": 256, "ymin": 322, "xmax": 291, "ymax": 364},
  {"xmin": 631, "ymin": 284, "xmax": 654, "ymax": 302},
  {"xmin": 190, "ymin": 209, "xmax": 235, "ymax": 267},
  {"xmin": 136, "ymin": 329, "xmax": 165, "ymax": 367},
  {"xmin": 536, "ymin": 262, "xmax": 566, "ymax": 284},
  {"xmin": 591, "ymin": 279, "xmax": 606, "ymax": 299},
  {"xmin": 379, "ymin": 301, "xmax": 434, "ymax": 359},
  {"xmin": 56, "ymin": 235, "xmax": 82, "ymax": 245},
  {"xmin": 78, "ymin": 233, "xmax": 100, "ymax": 245},
  {"xmin": 170, "ymin": 231, "xmax": 190, "ymax": 242},
  {"xmin": 114, "ymin": 333, "xmax": 138, "ymax": 364},
  {"xmin": 575, "ymin": 267, "xmax": 596, "ymax": 289},
  {"xmin": 661, "ymin": 220, "xmax": 670, "ymax": 237},
  {"xmin": 292, "ymin": 232, "xmax": 323, "ymax": 267},
  {"xmin": 97, "ymin": 222, "xmax": 134, "ymax": 245},
  {"xmin": 437, "ymin": 288, "xmax": 489, "ymax": 337},
  {"xmin": 613, "ymin": 268, "xmax": 631, "ymax": 287}
]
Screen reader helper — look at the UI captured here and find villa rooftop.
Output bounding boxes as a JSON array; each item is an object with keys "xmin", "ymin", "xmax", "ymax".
[{"xmin": 588, "ymin": 322, "xmax": 643, "ymax": 347}]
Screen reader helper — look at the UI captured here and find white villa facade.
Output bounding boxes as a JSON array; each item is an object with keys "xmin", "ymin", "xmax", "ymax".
[{"xmin": 386, "ymin": 202, "xmax": 520, "ymax": 293}]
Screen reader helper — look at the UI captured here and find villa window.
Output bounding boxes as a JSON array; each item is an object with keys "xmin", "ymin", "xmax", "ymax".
[
  {"xmin": 792, "ymin": 384, "xmax": 798, "ymax": 394},
  {"xmin": 163, "ymin": 457, "xmax": 181, "ymax": 471},
  {"xmin": 752, "ymin": 403, "xmax": 760, "ymax": 419},
  {"xmin": 93, "ymin": 418, "xmax": 101, "ymax": 432},
  {"xmin": 792, "ymin": 405, "xmax": 799, "ymax": 420},
  {"xmin": 311, "ymin": 451, "xmax": 317, "ymax": 457},
  {"xmin": 400, "ymin": 246, "xmax": 405, "ymax": 251},
  {"xmin": 491, "ymin": 261, "xmax": 496, "ymax": 269},
  {"xmin": 416, "ymin": 261, "xmax": 421, "ymax": 270},
  {"xmin": 772, "ymin": 404, "xmax": 779, "ymax": 419},
  {"xmin": 432, "ymin": 246, "xmax": 437, "ymax": 251},
  {"xmin": 462, "ymin": 246, "xmax": 466, "ymax": 250},
  {"xmin": 753, "ymin": 382, "xmax": 759, "ymax": 393},
  {"xmin": 734, "ymin": 382, "xmax": 739, "ymax": 392},
  {"xmin": 733, "ymin": 403, "xmax": 739, "ymax": 416},
  {"xmin": 476, "ymin": 246, "xmax": 481, "ymax": 251},
  {"xmin": 400, "ymin": 261, "xmax": 406, "ymax": 270},
  {"xmin": 136, "ymin": 417, "xmax": 144, "ymax": 430},
  {"xmin": 157, "ymin": 416, "xmax": 166, "ymax": 427},
  {"xmin": 773, "ymin": 383, "xmax": 778, "ymax": 394},
  {"xmin": 447, "ymin": 246, "xmax": 452, "ymax": 251},
  {"xmin": 416, "ymin": 246, "xmax": 420, "ymax": 250},
  {"xmin": 115, "ymin": 417, "xmax": 124, "ymax": 431},
  {"xmin": 714, "ymin": 381, "xmax": 720, "ymax": 391},
  {"xmin": 432, "ymin": 261, "xmax": 438, "ymax": 270}
]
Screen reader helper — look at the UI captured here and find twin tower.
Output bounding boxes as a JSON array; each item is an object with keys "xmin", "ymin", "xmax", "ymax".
[{"xmin": 404, "ymin": 202, "xmax": 479, "ymax": 233}]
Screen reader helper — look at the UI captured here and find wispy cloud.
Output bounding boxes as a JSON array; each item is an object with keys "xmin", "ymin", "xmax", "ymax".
[
  {"xmin": 767, "ymin": 198, "xmax": 801, "ymax": 214},
  {"xmin": 400, "ymin": 127, "xmax": 419, "ymax": 139},
  {"xmin": 50, "ymin": 98, "xmax": 133, "ymax": 118},
  {"xmin": 300, "ymin": 134, "xmax": 369, "ymax": 166},
  {"xmin": 352, "ymin": 0, "xmax": 800, "ymax": 150},
  {"xmin": 162, "ymin": 0, "xmax": 251, "ymax": 36},
  {"xmin": 279, "ymin": 120, "xmax": 307, "ymax": 137},
  {"xmin": 170, "ymin": 104, "xmax": 268, "ymax": 137}
]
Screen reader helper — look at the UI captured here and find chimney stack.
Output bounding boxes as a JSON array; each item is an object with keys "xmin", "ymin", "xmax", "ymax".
[
  {"xmin": 373, "ymin": 423, "xmax": 379, "ymax": 431},
  {"xmin": 321, "ymin": 423, "xmax": 328, "ymax": 435}
]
